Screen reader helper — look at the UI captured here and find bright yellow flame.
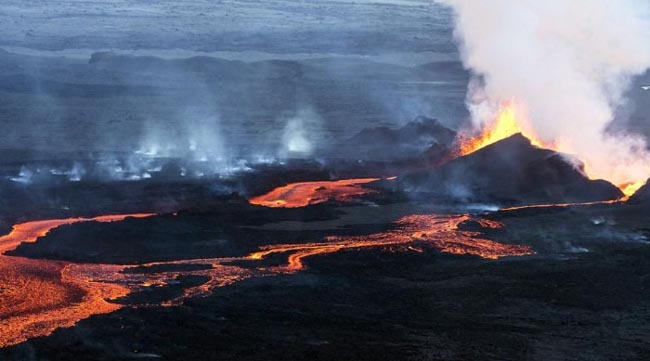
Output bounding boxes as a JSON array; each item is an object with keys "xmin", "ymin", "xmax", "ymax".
[
  {"xmin": 620, "ymin": 181, "xmax": 645, "ymax": 198},
  {"xmin": 457, "ymin": 101, "xmax": 648, "ymax": 199},
  {"xmin": 458, "ymin": 103, "xmax": 549, "ymax": 156}
]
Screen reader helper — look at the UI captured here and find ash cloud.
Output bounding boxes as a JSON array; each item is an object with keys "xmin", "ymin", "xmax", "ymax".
[{"xmin": 438, "ymin": 0, "xmax": 650, "ymax": 186}]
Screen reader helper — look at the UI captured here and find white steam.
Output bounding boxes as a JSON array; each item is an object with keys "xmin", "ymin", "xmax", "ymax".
[
  {"xmin": 439, "ymin": 0, "xmax": 650, "ymax": 186},
  {"xmin": 138, "ymin": 112, "xmax": 224, "ymax": 162},
  {"xmin": 279, "ymin": 108, "xmax": 322, "ymax": 158}
]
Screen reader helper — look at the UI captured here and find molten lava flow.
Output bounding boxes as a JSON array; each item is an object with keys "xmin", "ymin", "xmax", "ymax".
[
  {"xmin": 0, "ymin": 213, "xmax": 153, "ymax": 347},
  {"xmin": 0, "ymin": 214, "xmax": 154, "ymax": 254},
  {"xmin": 0, "ymin": 210, "xmax": 533, "ymax": 348},
  {"xmin": 394, "ymin": 214, "xmax": 532, "ymax": 259},
  {"xmin": 248, "ymin": 214, "xmax": 533, "ymax": 269},
  {"xmin": 248, "ymin": 178, "xmax": 381, "ymax": 208},
  {"xmin": 499, "ymin": 199, "xmax": 620, "ymax": 212}
]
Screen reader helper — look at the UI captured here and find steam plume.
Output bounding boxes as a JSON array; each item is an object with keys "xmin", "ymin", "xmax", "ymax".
[
  {"xmin": 279, "ymin": 107, "xmax": 322, "ymax": 158},
  {"xmin": 439, "ymin": 0, "xmax": 650, "ymax": 186}
]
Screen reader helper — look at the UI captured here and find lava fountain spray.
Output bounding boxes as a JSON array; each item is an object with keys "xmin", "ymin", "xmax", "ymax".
[{"xmin": 439, "ymin": 0, "xmax": 650, "ymax": 194}]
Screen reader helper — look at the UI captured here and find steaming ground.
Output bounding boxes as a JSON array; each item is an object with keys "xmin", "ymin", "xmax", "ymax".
[
  {"xmin": 0, "ymin": 0, "xmax": 463, "ymax": 156},
  {"xmin": 1, "ymin": 0, "xmax": 648, "ymax": 159},
  {"xmin": 1, "ymin": 113, "xmax": 650, "ymax": 360},
  {"xmin": 1, "ymin": 2, "xmax": 650, "ymax": 360},
  {"xmin": 0, "ymin": 49, "xmax": 468, "ymax": 156}
]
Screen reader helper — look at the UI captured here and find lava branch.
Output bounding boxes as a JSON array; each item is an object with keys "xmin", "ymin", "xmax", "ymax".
[
  {"xmin": 0, "ymin": 213, "xmax": 154, "ymax": 348},
  {"xmin": 0, "ymin": 210, "xmax": 533, "ymax": 348},
  {"xmin": 248, "ymin": 214, "xmax": 533, "ymax": 271},
  {"xmin": 248, "ymin": 178, "xmax": 382, "ymax": 208}
]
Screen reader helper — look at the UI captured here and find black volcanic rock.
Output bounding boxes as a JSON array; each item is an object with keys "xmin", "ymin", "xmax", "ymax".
[
  {"xmin": 419, "ymin": 143, "xmax": 453, "ymax": 166},
  {"xmin": 336, "ymin": 116, "xmax": 456, "ymax": 161},
  {"xmin": 402, "ymin": 133, "xmax": 623, "ymax": 205},
  {"xmin": 626, "ymin": 179, "xmax": 650, "ymax": 204},
  {"xmin": 349, "ymin": 116, "xmax": 456, "ymax": 145}
]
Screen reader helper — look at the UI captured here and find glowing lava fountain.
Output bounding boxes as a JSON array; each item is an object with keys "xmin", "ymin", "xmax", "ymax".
[
  {"xmin": 457, "ymin": 102, "xmax": 646, "ymax": 197},
  {"xmin": 457, "ymin": 102, "xmax": 550, "ymax": 156},
  {"xmin": 620, "ymin": 181, "xmax": 646, "ymax": 199}
]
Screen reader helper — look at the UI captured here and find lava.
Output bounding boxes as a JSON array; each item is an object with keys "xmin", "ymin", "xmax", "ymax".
[
  {"xmin": 457, "ymin": 101, "xmax": 647, "ymax": 197},
  {"xmin": 0, "ymin": 214, "xmax": 153, "ymax": 347},
  {"xmin": 0, "ymin": 214, "xmax": 154, "ymax": 254},
  {"xmin": 0, "ymin": 210, "xmax": 533, "ymax": 348},
  {"xmin": 498, "ymin": 199, "xmax": 620, "ymax": 212},
  {"xmin": 621, "ymin": 181, "xmax": 645, "ymax": 199},
  {"xmin": 248, "ymin": 178, "xmax": 381, "ymax": 208},
  {"xmin": 249, "ymin": 214, "xmax": 533, "ymax": 266},
  {"xmin": 457, "ymin": 102, "xmax": 549, "ymax": 156}
]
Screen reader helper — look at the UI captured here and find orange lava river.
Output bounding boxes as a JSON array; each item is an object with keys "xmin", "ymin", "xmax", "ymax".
[
  {"xmin": 0, "ymin": 208, "xmax": 533, "ymax": 348},
  {"xmin": 249, "ymin": 215, "xmax": 533, "ymax": 270},
  {"xmin": 248, "ymin": 178, "xmax": 381, "ymax": 207},
  {"xmin": 0, "ymin": 214, "xmax": 153, "ymax": 347}
]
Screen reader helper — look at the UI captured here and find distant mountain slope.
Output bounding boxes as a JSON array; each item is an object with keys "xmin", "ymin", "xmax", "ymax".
[{"xmin": 332, "ymin": 116, "xmax": 456, "ymax": 161}]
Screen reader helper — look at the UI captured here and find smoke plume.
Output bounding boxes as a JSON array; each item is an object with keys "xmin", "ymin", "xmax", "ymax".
[{"xmin": 439, "ymin": 0, "xmax": 650, "ymax": 187}]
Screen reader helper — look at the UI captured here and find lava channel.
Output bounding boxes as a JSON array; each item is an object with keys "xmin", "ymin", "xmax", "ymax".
[
  {"xmin": 0, "ymin": 214, "xmax": 153, "ymax": 347},
  {"xmin": 0, "ymin": 211, "xmax": 533, "ymax": 348},
  {"xmin": 249, "ymin": 214, "xmax": 534, "ymax": 272},
  {"xmin": 248, "ymin": 178, "xmax": 381, "ymax": 208}
]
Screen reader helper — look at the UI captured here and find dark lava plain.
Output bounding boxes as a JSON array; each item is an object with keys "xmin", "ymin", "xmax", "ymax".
[{"xmin": 2, "ymin": 194, "xmax": 650, "ymax": 360}]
